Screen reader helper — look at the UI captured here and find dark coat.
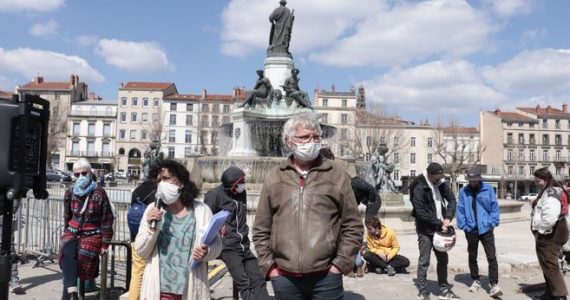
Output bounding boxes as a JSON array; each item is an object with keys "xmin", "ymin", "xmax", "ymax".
[
  {"xmin": 410, "ymin": 174, "xmax": 456, "ymax": 235},
  {"xmin": 351, "ymin": 176, "xmax": 381, "ymax": 206}
]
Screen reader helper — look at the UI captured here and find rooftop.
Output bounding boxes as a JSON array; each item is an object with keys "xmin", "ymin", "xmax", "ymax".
[
  {"xmin": 120, "ymin": 82, "xmax": 175, "ymax": 92},
  {"xmin": 517, "ymin": 104, "xmax": 569, "ymax": 118},
  {"xmin": 488, "ymin": 110, "xmax": 538, "ymax": 123},
  {"xmin": 19, "ymin": 75, "xmax": 83, "ymax": 91}
]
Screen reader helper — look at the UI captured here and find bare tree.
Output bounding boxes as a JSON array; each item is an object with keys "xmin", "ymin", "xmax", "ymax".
[
  {"xmin": 148, "ymin": 106, "xmax": 165, "ymax": 144},
  {"xmin": 47, "ymin": 103, "xmax": 69, "ymax": 167},
  {"xmin": 432, "ymin": 121, "xmax": 485, "ymax": 192}
]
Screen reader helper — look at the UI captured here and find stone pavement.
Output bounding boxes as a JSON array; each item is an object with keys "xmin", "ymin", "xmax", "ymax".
[{"xmin": 9, "ymin": 201, "xmax": 569, "ymax": 300}]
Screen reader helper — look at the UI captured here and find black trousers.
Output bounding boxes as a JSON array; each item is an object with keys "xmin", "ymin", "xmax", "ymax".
[
  {"xmin": 465, "ymin": 229, "xmax": 499, "ymax": 284},
  {"xmin": 221, "ymin": 249, "xmax": 269, "ymax": 300},
  {"xmin": 61, "ymin": 239, "xmax": 79, "ymax": 299},
  {"xmin": 535, "ymin": 220, "xmax": 569, "ymax": 297},
  {"xmin": 416, "ymin": 232, "xmax": 449, "ymax": 295},
  {"xmin": 363, "ymin": 252, "xmax": 410, "ymax": 271}
]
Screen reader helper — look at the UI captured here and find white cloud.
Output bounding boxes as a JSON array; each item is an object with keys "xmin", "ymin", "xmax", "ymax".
[
  {"xmin": 312, "ymin": 0, "xmax": 494, "ymax": 67},
  {"xmin": 76, "ymin": 35, "xmax": 99, "ymax": 47},
  {"xmin": 480, "ymin": 0, "xmax": 535, "ymax": 18},
  {"xmin": 364, "ymin": 60, "xmax": 506, "ymax": 116},
  {"xmin": 95, "ymin": 39, "xmax": 173, "ymax": 73},
  {"xmin": 0, "ymin": 0, "xmax": 64, "ymax": 12},
  {"xmin": 29, "ymin": 20, "xmax": 59, "ymax": 37},
  {"xmin": 482, "ymin": 49, "xmax": 570, "ymax": 94},
  {"xmin": 0, "ymin": 47, "xmax": 105, "ymax": 83},
  {"xmin": 220, "ymin": 0, "xmax": 381, "ymax": 57}
]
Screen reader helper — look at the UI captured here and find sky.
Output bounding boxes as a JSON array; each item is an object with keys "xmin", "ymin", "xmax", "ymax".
[{"xmin": 1, "ymin": 0, "xmax": 570, "ymax": 126}]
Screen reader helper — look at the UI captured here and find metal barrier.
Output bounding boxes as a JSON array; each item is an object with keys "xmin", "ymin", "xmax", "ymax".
[{"xmin": 100, "ymin": 241, "xmax": 132, "ymax": 299}]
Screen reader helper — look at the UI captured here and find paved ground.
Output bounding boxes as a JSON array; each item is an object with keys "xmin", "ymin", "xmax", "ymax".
[{"xmin": 9, "ymin": 201, "xmax": 569, "ymax": 300}]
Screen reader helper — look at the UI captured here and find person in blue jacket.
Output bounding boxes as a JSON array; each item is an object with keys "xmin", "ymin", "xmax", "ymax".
[{"xmin": 457, "ymin": 168, "xmax": 502, "ymax": 297}]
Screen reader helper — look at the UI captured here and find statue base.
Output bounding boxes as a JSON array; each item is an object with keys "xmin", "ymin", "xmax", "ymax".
[
  {"xmin": 381, "ymin": 192, "xmax": 404, "ymax": 206},
  {"xmin": 264, "ymin": 56, "xmax": 294, "ymax": 96}
]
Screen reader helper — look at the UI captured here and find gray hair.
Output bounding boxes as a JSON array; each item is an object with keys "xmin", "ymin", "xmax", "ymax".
[
  {"xmin": 73, "ymin": 158, "xmax": 92, "ymax": 172},
  {"xmin": 282, "ymin": 112, "xmax": 322, "ymax": 148}
]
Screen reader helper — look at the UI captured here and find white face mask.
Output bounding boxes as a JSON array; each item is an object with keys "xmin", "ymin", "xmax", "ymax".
[
  {"xmin": 293, "ymin": 142, "xmax": 321, "ymax": 162},
  {"xmin": 235, "ymin": 183, "xmax": 246, "ymax": 193},
  {"xmin": 156, "ymin": 181, "xmax": 181, "ymax": 205}
]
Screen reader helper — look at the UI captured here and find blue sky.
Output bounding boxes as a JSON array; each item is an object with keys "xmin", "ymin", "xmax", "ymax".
[{"xmin": 1, "ymin": 0, "xmax": 570, "ymax": 126}]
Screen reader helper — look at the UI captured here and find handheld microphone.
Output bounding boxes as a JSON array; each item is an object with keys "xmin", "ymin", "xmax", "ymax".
[{"xmin": 150, "ymin": 195, "xmax": 161, "ymax": 230}]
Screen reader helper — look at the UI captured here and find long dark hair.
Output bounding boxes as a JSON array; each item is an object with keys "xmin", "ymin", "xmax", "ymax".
[
  {"xmin": 154, "ymin": 159, "xmax": 200, "ymax": 208},
  {"xmin": 533, "ymin": 167, "xmax": 566, "ymax": 207}
]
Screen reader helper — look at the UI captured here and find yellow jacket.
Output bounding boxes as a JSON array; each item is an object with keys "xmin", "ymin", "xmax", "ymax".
[{"xmin": 365, "ymin": 224, "xmax": 399, "ymax": 261}]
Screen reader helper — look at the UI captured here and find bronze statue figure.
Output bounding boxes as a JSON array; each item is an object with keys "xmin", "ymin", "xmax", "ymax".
[
  {"xmin": 267, "ymin": 0, "xmax": 294, "ymax": 58},
  {"xmin": 142, "ymin": 140, "xmax": 164, "ymax": 178},
  {"xmin": 282, "ymin": 68, "xmax": 312, "ymax": 109},
  {"xmin": 238, "ymin": 70, "xmax": 273, "ymax": 108}
]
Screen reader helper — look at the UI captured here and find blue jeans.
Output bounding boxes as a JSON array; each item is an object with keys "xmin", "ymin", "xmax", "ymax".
[
  {"xmin": 355, "ymin": 252, "xmax": 363, "ymax": 267},
  {"xmin": 271, "ymin": 272, "xmax": 343, "ymax": 300}
]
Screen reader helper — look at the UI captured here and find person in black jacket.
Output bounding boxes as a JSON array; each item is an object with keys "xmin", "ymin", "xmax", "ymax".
[
  {"xmin": 410, "ymin": 162, "xmax": 459, "ymax": 300},
  {"xmin": 205, "ymin": 167, "xmax": 268, "ymax": 300},
  {"xmin": 352, "ymin": 176, "xmax": 382, "ymax": 217}
]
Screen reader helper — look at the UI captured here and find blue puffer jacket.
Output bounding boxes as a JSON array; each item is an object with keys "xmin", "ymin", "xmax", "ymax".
[{"xmin": 456, "ymin": 183, "xmax": 500, "ymax": 235}]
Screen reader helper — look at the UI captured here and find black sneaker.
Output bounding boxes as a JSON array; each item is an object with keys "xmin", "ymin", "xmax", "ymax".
[
  {"xmin": 386, "ymin": 265, "xmax": 396, "ymax": 276},
  {"xmin": 417, "ymin": 293, "xmax": 431, "ymax": 300},
  {"xmin": 439, "ymin": 289, "xmax": 461, "ymax": 300}
]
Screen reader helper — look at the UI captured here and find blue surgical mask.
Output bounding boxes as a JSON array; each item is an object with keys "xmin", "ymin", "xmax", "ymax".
[{"xmin": 76, "ymin": 175, "xmax": 92, "ymax": 189}]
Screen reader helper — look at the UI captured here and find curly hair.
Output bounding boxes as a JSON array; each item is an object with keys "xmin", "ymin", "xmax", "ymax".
[{"xmin": 153, "ymin": 159, "xmax": 200, "ymax": 208}]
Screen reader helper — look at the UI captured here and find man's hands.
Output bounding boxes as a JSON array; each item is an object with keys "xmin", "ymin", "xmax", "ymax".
[
  {"xmin": 268, "ymin": 268, "xmax": 280, "ymax": 278},
  {"xmin": 441, "ymin": 218, "xmax": 451, "ymax": 233}
]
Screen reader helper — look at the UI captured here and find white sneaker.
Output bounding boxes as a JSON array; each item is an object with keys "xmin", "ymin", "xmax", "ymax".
[
  {"xmin": 489, "ymin": 284, "xmax": 503, "ymax": 297},
  {"xmin": 468, "ymin": 280, "xmax": 480, "ymax": 293}
]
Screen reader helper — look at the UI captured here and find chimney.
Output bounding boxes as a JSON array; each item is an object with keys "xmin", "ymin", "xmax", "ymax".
[
  {"xmin": 494, "ymin": 108, "xmax": 501, "ymax": 116},
  {"xmin": 536, "ymin": 105, "xmax": 540, "ymax": 113},
  {"xmin": 202, "ymin": 89, "xmax": 207, "ymax": 98},
  {"xmin": 563, "ymin": 104, "xmax": 568, "ymax": 113},
  {"xmin": 331, "ymin": 84, "xmax": 336, "ymax": 92},
  {"xmin": 70, "ymin": 74, "xmax": 75, "ymax": 84},
  {"xmin": 35, "ymin": 76, "xmax": 43, "ymax": 83}
]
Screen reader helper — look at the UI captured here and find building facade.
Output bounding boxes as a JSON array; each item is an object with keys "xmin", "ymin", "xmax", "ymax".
[
  {"xmin": 481, "ymin": 104, "xmax": 570, "ymax": 198},
  {"xmin": 66, "ymin": 101, "xmax": 117, "ymax": 175}
]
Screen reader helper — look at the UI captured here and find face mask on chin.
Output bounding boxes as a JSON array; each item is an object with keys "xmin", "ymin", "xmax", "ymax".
[
  {"xmin": 235, "ymin": 183, "xmax": 246, "ymax": 193},
  {"xmin": 293, "ymin": 142, "xmax": 321, "ymax": 162},
  {"xmin": 157, "ymin": 181, "xmax": 182, "ymax": 205}
]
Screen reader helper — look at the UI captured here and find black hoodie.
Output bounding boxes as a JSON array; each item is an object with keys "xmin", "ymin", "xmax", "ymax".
[{"xmin": 204, "ymin": 167, "xmax": 250, "ymax": 252}]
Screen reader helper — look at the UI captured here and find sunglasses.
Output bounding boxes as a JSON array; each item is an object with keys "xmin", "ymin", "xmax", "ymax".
[{"xmin": 74, "ymin": 171, "xmax": 89, "ymax": 177}]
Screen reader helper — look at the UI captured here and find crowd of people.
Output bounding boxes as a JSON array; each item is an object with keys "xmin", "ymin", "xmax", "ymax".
[{"xmin": 6, "ymin": 112, "xmax": 570, "ymax": 300}]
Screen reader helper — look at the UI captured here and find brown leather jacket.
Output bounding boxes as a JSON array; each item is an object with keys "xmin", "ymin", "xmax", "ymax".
[{"xmin": 253, "ymin": 156, "xmax": 363, "ymax": 277}]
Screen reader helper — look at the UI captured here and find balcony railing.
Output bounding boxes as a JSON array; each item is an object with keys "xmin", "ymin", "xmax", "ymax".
[
  {"xmin": 69, "ymin": 111, "xmax": 117, "ymax": 117},
  {"xmin": 67, "ymin": 151, "xmax": 114, "ymax": 158}
]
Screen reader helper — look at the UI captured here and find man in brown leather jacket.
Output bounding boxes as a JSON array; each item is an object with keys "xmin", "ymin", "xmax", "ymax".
[{"xmin": 253, "ymin": 113, "xmax": 363, "ymax": 300}]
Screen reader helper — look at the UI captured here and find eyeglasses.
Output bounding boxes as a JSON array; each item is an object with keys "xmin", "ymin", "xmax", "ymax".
[
  {"xmin": 293, "ymin": 135, "xmax": 321, "ymax": 143},
  {"xmin": 74, "ymin": 171, "xmax": 89, "ymax": 177}
]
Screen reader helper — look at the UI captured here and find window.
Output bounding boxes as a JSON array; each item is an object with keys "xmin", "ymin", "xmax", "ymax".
[
  {"xmin": 507, "ymin": 166, "xmax": 513, "ymax": 175},
  {"xmin": 543, "ymin": 134, "xmax": 549, "ymax": 145},
  {"xmin": 211, "ymin": 131, "xmax": 218, "ymax": 144},
  {"xmin": 410, "ymin": 170, "xmax": 416, "ymax": 177},
  {"xmin": 87, "ymin": 141, "xmax": 95, "ymax": 156},
  {"xmin": 73, "ymin": 122, "xmax": 80, "ymax": 135},
  {"xmin": 530, "ymin": 123, "xmax": 535, "ymax": 128},
  {"xmin": 212, "ymin": 116, "xmax": 219, "ymax": 127},
  {"xmin": 556, "ymin": 150, "xmax": 561, "ymax": 161},
  {"xmin": 530, "ymin": 166, "xmax": 535, "ymax": 175},
  {"xmin": 507, "ymin": 122, "xmax": 512, "ymax": 127},
  {"xmin": 90, "ymin": 106, "xmax": 97, "ymax": 116},
  {"xmin": 393, "ymin": 136, "xmax": 399, "ymax": 146},
  {"xmin": 71, "ymin": 142, "xmax": 79, "ymax": 155},
  {"xmin": 169, "ymin": 114, "xmax": 177, "ymax": 125},
  {"xmin": 153, "ymin": 98, "xmax": 160, "ymax": 107},
  {"xmin": 185, "ymin": 147, "xmax": 193, "ymax": 157},
  {"xmin": 507, "ymin": 133, "xmax": 513, "ymax": 144},
  {"xmin": 341, "ymin": 129, "xmax": 348, "ymax": 139},
  {"xmin": 410, "ymin": 137, "xmax": 416, "ymax": 147},
  {"xmin": 142, "ymin": 113, "xmax": 149, "ymax": 123},
  {"xmin": 518, "ymin": 149, "xmax": 524, "ymax": 160},
  {"xmin": 222, "ymin": 116, "xmax": 230, "ymax": 123},
  {"xmin": 518, "ymin": 133, "xmax": 524, "ymax": 144},
  {"xmin": 380, "ymin": 136, "xmax": 386, "ymax": 144},
  {"xmin": 543, "ymin": 119, "xmax": 548, "ymax": 129},
  {"xmin": 170, "ymin": 102, "xmax": 177, "ymax": 111},
  {"xmin": 120, "ymin": 112, "xmax": 127, "ymax": 123},
  {"xmin": 529, "ymin": 134, "xmax": 536, "ymax": 145},
  {"xmin": 518, "ymin": 123, "xmax": 523, "ymax": 127},
  {"xmin": 366, "ymin": 136, "xmax": 372, "ymax": 147},
  {"xmin": 321, "ymin": 113, "xmax": 328, "ymax": 123},
  {"xmin": 152, "ymin": 113, "xmax": 158, "ymax": 122},
  {"xmin": 119, "ymin": 130, "xmax": 126, "ymax": 140},
  {"xmin": 393, "ymin": 170, "xmax": 399, "ymax": 181},
  {"xmin": 186, "ymin": 115, "xmax": 193, "ymax": 126},
  {"xmin": 121, "ymin": 97, "xmax": 127, "ymax": 107},
  {"xmin": 556, "ymin": 119, "xmax": 561, "ymax": 129},
  {"xmin": 556, "ymin": 134, "xmax": 562, "ymax": 145},
  {"xmin": 141, "ymin": 130, "xmax": 147, "ymax": 140},
  {"xmin": 103, "ymin": 123, "xmax": 111, "ymax": 137},
  {"xmin": 119, "ymin": 148, "xmax": 125, "ymax": 155},
  {"xmin": 410, "ymin": 153, "xmax": 416, "ymax": 164},
  {"xmin": 143, "ymin": 97, "xmax": 149, "ymax": 107},
  {"xmin": 427, "ymin": 153, "xmax": 433, "ymax": 164},
  {"xmin": 393, "ymin": 152, "xmax": 399, "ymax": 164},
  {"xmin": 202, "ymin": 104, "xmax": 209, "ymax": 113},
  {"xmin": 201, "ymin": 131, "xmax": 208, "ymax": 144},
  {"xmin": 131, "ymin": 112, "xmax": 138, "ymax": 123},
  {"xmin": 88, "ymin": 123, "xmax": 95, "ymax": 136},
  {"xmin": 213, "ymin": 105, "xmax": 220, "ymax": 113},
  {"xmin": 168, "ymin": 147, "xmax": 175, "ymax": 159},
  {"xmin": 169, "ymin": 130, "xmax": 176, "ymax": 143},
  {"xmin": 102, "ymin": 142, "xmax": 110, "ymax": 156},
  {"xmin": 556, "ymin": 167, "xmax": 562, "ymax": 175},
  {"xmin": 322, "ymin": 99, "xmax": 328, "ymax": 107},
  {"xmin": 54, "ymin": 92, "xmax": 60, "ymax": 100},
  {"xmin": 530, "ymin": 149, "xmax": 535, "ymax": 161},
  {"xmin": 201, "ymin": 116, "xmax": 209, "ymax": 127},
  {"xmin": 105, "ymin": 107, "xmax": 113, "ymax": 116},
  {"xmin": 342, "ymin": 99, "xmax": 347, "ymax": 107},
  {"xmin": 427, "ymin": 138, "xmax": 433, "ymax": 147},
  {"xmin": 519, "ymin": 166, "xmax": 524, "ymax": 175},
  {"xmin": 507, "ymin": 149, "xmax": 513, "ymax": 161},
  {"xmin": 341, "ymin": 114, "xmax": 348, "ymax": 124},
  {"xmin": 187, "ymin": 103, "xmax": 193, "ymax": 112},
  {"xmin": 543, "ymin": 149, "xmax": 548, "ymax": 161},
  {"xmin": 185, "ymin": 130, "xmax": 192, "ymax": 143},
  {"xmin": 130, "ymin": 130, "xmax": 137, "ymax": 140},
  {"xmin": 223, "ymin": 105, "xmax": 230, "ymax": 113},
  {"xmin": 132, "ymin": 97, "xmax": 138, "ymax": 107}
]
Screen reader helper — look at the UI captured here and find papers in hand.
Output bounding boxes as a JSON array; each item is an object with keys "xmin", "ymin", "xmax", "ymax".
[{"xmin": 189, "ymin": 210, "xmax": 230, "ymax": 269}]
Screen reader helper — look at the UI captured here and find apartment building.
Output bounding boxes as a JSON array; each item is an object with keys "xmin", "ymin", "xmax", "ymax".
[
  {"xmin": 115, "ymin": 82, "xmax": 178, "ymax": 176},
  {"xmin": 481, "ymin": 104, "xmax": 570, "ymax": 197},
  {"xmin": 66, "ymin": 101, "xmax": 117, "ymax": 175},
  {"xmin": 17, "ymin": 75, "xmax": 88, "ymax": 169}
]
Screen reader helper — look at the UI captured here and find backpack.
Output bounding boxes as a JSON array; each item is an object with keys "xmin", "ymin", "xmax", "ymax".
[{"xmin": 127, "ymin": 197, "xmax": 147, "ymax": 240}]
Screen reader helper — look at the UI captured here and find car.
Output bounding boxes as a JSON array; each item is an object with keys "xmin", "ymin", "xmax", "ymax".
[
  {"xmin": 52, "ymin": 169, "xmax": 73, "ymax": 182},
  {"xmin": 520, "ymin": 193, "xmax": 539, "ymax": 201},
  {"xmin": 105, "ymin": 172, "xmax": 127, "ymax": 181},
  {"xmin": 46, "ymin": 170, "xmax": 69, "ymax": 182}
]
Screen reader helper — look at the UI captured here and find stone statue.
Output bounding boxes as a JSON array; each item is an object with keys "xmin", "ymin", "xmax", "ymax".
[
  {"xmin": 370, "ymin": 144, "xmax": 398, "ymax": 193},
  {"xmin": 267, "ymin": 0, "xmax": 294, "ymax": 58},
  {"xmin": 142, "ymin": 140, "xmax": 164, "ymax": 178},
  {"xmin": 238, "ymin": 70, "xmax": 273, "ymax": 108},
  {"xmin": 281, "ymin": 68, "xmax": 312, "ymax": 109}
]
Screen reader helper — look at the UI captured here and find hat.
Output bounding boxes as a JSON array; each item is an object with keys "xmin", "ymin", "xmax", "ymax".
[
  {"xmin": 466, "ymin": 168, "xmax": 482, "ymax": 181},
  {"xmin": 427, "ymin": 162, "xmax": 443, "ymax": 175},
  {"xmin": 221, "ymin": 167, "xmax": 245, "ymax": 188}
]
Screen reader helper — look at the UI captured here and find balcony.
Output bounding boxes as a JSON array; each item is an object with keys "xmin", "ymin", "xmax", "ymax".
[
  {"xmin": 67, "ymin": 151, "xmax": 114, "ymax": 158},
  {"xmin": 128, "ymin": 158, "xmax": 142, "ymax": 165}
]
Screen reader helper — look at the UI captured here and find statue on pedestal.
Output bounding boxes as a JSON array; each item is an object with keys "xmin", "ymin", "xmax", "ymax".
[
  {"xmin": 370, "ymin": 144, "xmax": 398, "ymax": 194},
  {"xmin": 267, "ymin": 0, "xmax": 294, "ymax": 58},
  {"xmin": 282, "ymin": 68, "xmax": 312, "ymax": 109},
  {"xmin": 142, "ymin": 140, "xmax": 164, "ymax": 178},
  {"xmin": 238, "ymin": 70, "xmax": 274, "ymax": 108}
]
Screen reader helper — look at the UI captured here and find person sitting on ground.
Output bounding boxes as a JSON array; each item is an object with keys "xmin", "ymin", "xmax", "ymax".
[{"xmin": 362, "ymin": 215, "xmax": 410, "ymax": 276}]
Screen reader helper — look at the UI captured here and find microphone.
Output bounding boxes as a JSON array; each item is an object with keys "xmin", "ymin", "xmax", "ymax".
[{"xmin": 150, "ymin": 195, "xmax": 161, "ymax": 230}]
